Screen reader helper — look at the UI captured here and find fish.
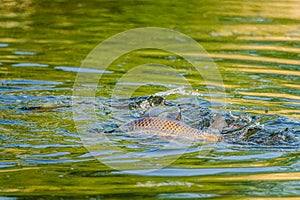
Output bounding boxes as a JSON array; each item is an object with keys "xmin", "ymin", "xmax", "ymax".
[{"xmin": 121, "ymin": 117, "xmax": 223, "ymax": 141}]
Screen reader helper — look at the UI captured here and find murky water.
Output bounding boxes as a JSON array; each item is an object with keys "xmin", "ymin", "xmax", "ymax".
[{"xmin": 1, "ymin": 0, "xmax": 300, "ymax": 199}]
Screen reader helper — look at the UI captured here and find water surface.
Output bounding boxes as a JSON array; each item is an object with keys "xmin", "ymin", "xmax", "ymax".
[{"xmin": 0, "ymin": 0, "xmax": 300, "ymax": 199}]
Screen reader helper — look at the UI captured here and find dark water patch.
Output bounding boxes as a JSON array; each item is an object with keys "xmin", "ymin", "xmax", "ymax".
[{"xmin": 20, "ymin": 104, "xmax": 71, "ymax": 112}]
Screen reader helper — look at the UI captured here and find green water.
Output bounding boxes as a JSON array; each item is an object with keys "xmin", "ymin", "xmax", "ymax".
[{"xmin": 1, "ymin": 0, "xmax": 300, "ymax": 199}]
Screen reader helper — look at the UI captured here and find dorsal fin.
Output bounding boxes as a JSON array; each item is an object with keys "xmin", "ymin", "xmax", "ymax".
[
  {"xmin": 176, "ymin": 104, "xmax": 182, "ymax": 121},
  {"xmin": 175, "ymin": 110, "xmax": 182, "ymax": 121},
  {"xmin": 163, "ymin": 112, "xmax": 181, "ymax": 121}
]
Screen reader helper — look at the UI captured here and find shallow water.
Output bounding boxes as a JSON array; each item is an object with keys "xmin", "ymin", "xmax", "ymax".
[{"xmin": 1, "ymin": 0, "xmax": 300, "ymax": 199}]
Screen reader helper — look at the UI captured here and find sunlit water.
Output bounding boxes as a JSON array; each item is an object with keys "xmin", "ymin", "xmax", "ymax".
[{"xmin": 1, "ymin": 0, "xmax": 300, "ymax": 199}]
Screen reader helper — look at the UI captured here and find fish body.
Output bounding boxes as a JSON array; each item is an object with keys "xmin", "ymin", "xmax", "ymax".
[{"xmin": 121, "ymin": 117, "xmax": 222, "ymax": 141}]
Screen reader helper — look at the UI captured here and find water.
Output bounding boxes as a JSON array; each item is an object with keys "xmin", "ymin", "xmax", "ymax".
[{"xmin": 1, "ymin": 0, "xmax": 300, "ymax": 199}]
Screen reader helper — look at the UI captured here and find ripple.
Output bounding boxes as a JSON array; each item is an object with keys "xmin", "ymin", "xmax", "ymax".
[
  {"xmin": 0, "ymin": 119, "xmax": 23, "ymax": 125},
  {"xmin": 237, "ymin": 36, "xmax": 300, "ymax": 42},
  {"xmin": 20, "ymin": 152, "xmax": 70, "ymax": 159},
  {"xmin": 114, "ymin": 166, "xmax": 282, "ymax": 176},
  {"xmin": 224, "ymin": 17, "xmax": 273, "ymax": 23},
  {"xmin": 21, "ymin": 158, "xmax": 86, "ymax": 165},
  {"xmin": 157, "ymin": 193, "xmax": 215, "ymax": 199},
  {"xmin": 78, "ymin": 150, "xmax": 123, "ymax": 158},
  {"xmin": 242, "ymin": 95, "xmax": 272, "ymax": 101},
  {"xmin": 136, "ymin": 180, "xmax": 195, "ymax": 188},
  {"xmin": 219, "ymin": 152, "xmax": 284, "ymax": 160},
  {"xmin": 2, "ymin": 79, "xmax": 63, "ymax": 85},
  {"xmin": 0, "ymin": 197, "xmax": 17, "ymax": 200},
  {"xmin": 12, "ymin": 51, "xmax": 37, "ymax": 55},
  {"xmin": 12, "ymin": 63, "xmax": 49, "ymax": 67},
  {"xmin": 220, "ymin": 44, "xmax": 300, "ymax": 54},
  {"xmin": 225, "ymin": 64, "xmax": 300, "ymax": 77},
  {"xmin": 0, "ymin": 162, "xmax": 18, "ymax": 169},
  {"xmin": 219, "ymin": 172, "xmax": 300, "ymax": 181},
  {"xmin": 239, "ymin": 92, "xmax": 300, "ymax": 101},
  {"xmin": 3, "ymin": 144, "xmax": 80, "ymax": 149},
  {"xmin": 0, "ymin": 43, "xmax": 9, "ymax": 47},
  {"xmin": 210, "ymin": 53, "xmax": 300, "ymax": 66},
  {"xmin": 55, "ymin": 66, "xmax": 114, "ymax": 73}
]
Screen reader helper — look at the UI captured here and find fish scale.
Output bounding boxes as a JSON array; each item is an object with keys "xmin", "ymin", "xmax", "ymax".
[{"xmin": 121, "ymin": 117, "xmax": 222, "ymax": 141}]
